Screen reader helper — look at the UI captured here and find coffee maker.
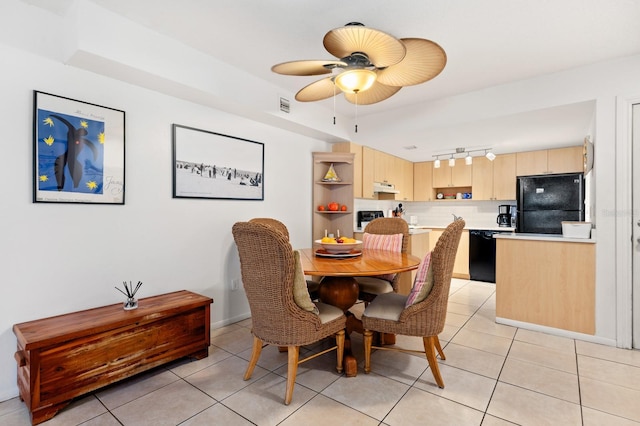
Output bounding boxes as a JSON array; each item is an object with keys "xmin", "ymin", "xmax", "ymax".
[{"xmin": 497, "ymin": 205, "xmax": 513, "ymax": 227}]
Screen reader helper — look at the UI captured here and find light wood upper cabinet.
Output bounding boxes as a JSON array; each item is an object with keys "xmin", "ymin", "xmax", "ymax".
[
  {"xmin": 493, "ymin": 154, "xmax": 517, "ymax": 200},
  {"xmin": 432, "ymin": 162, "xmax": 452, "ymax": 188},
  {"xmin": 452, "ymin": 161, "xmax": 472, "ymax": 187},
  {"xmin": 413, "ymin": 161, "xmax": 434, "ymax": 201},
  {"xmin": 373, "ymin": 149, "xmax": 395, "ymax": 184},
  {"xmin": 362, "ymin": 146, "xmax": 375, "ymax": 199},
  {"xmin": 397, "ymin": 157, "xmax": 414, "ymax": 201},
  {"xmin": 360, "ymin": 146, "xmax": 413, "ymax": 200},
  {"xmin": 516, "ymin": 146, "xmax": 583, "ymax": 176},
  {"xmin": 433, "ymin": 161, "xmax": 472, "ymax": 188},
  {"xmin": 472, "ymin": 154, "xmax": 516, "ymax": 200},
  {"xmin": 471, "ymin": 156, "xmax": 493, "ymax": 200},
  {"xmin": 547, "ymin": 146, "xmax": 583, "ymax": 173}
]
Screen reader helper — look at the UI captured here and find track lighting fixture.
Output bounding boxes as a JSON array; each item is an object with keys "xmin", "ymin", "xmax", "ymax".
[{"xmin": 432, "ymin": 148, "xmax": 495, "ymax": 166}]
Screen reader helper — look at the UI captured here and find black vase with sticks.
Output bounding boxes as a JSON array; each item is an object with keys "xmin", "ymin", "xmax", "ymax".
[{"xmin": 116, "ymin": 281, "xmax": 142, "ymax": 310}]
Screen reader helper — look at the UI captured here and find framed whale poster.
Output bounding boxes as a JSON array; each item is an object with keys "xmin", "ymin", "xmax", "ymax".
[{"xmin": 33, "ymin": 91, "xmax": 125, "ymax": 204}]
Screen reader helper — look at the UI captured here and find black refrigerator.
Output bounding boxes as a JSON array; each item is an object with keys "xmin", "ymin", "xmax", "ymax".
[{"xmin": 516, "ymin": 173, "xmax": 585, "ymax": 234}]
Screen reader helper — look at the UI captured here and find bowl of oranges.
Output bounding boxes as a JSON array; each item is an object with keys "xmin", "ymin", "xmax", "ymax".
[{"xmin": 315, "ymin": 236, "xmax": 362, "ymax": 254}]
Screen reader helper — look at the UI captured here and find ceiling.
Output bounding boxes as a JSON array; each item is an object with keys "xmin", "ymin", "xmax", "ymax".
[{"xmin": 23, "ymin": 0, "xmax": 640, "ymax": 161}]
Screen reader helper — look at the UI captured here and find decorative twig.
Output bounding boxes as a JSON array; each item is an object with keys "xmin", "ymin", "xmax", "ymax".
[{"xmin": 116, "ymin": 281, "xmax": 143, "ymax": 299}]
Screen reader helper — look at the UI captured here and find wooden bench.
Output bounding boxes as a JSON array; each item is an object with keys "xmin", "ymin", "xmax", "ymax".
[{"xmin": 13, "ymin": 290, "xmax": 213, "ymax": 425}]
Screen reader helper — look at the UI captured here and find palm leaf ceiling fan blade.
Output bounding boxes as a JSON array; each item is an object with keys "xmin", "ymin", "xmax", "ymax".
[
  {"xmin": 295, "ymin": 77, "xmax": 338, "ymax": 102},
  {"xmin": 323, "ymin": 23, "xmax": 406, "ymax": 68},
  {"xmin": 343, "ymin": 81, "xmax": 401, "ymax": 105},
  {"xmin": 376, "ymin": 38, "xmax": 447, "ymax": 87},
  {"xmin": 272, "ymin": 60, "xmax": 347, "ymax": 76}
]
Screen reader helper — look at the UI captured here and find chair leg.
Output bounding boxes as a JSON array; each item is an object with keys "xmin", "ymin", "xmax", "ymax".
[
  {"xmin": 423, "ymin": 335, "xmax": 444, "ymax": 388},
  {"xmin": 363, "ymin": 330, "xmax": 373, "ymax": 374},
  {"xmin": 244, "ymin": 336, "xmax": 262, "ymax": 380},
  {"xmin": 435, "ymin": 335, "xmax": 446, "ymax": 360},
  {"xmin": 284, "ymin": 346, "xmax": 300, "ymax": 405},
  {"xmin": 335, "ymin": 330, "xmax": 345, "ymax": 374}
]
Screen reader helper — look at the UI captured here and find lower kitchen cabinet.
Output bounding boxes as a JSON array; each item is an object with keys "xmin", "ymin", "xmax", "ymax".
[
  {"xmin": 428, "ymin": 228, "xmax": 469, "ymax": 279},
  {"xmin": 495, "ymin": 236, "xmax": 595, "ymax": 334}
]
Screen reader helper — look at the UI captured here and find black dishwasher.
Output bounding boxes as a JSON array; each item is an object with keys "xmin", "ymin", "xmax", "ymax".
[{"xmin": 468, "ymin": 230, "xmax": 508, "ymax": 283}]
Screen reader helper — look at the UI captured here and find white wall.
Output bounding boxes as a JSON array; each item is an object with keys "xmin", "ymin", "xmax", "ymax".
[{"xmin": 0, "ymin": 44, "xmax": 328, "ymax": 401}]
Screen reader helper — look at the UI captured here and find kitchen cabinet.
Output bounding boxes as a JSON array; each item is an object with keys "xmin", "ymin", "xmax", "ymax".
[
  {"xmin": 516, "ymin": 146, "xmax": 583, "ymax": 176},
  {"xmin": 396, "ymin": 156, "xmax": 414, "ymax": 201},
  {"xmin": 361, "ymin": 146, "xmax": 375, "ymax": 199},
  {"xmin": 313, "ymin": 152, "xmax": 355, "ymax": 241},
  {"xmin": 413, "ymin": 161, "xmax": 434, "ymax": 201},
  {"xmin": 471, "ymin": 154, "xmax": 516, "ymax": 200},
  {"xmin": 428, "ymin": 228, "xmax": 469, "ymax": 279},
  {"xmin": 433, "ymin": 161, "xmax": 472, "ymax": 189},
  {"xmin": 495, "ymin": 236, "xmax": 595, "ymax": 334},
  {"xmin": 360, "ymin": 146, "xmax": 413, "ymax": 200},
  {"xmin": 332, "ymin": 142, "xmax": 363, "ymax": 198}
]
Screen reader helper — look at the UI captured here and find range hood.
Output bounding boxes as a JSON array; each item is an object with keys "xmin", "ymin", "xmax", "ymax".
[{"xmin": 373, "ymin": 182, "xmax": 399, "ymax": 194}]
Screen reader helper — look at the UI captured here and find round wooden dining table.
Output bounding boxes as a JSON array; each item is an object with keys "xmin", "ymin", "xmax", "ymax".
[
  {"xmin": 298, "ymin": 248, "xmax": 421, "ymax": 310},
  {"xmin": 298, "ymin": 247, "xmax": 421, "ymax": 376}
]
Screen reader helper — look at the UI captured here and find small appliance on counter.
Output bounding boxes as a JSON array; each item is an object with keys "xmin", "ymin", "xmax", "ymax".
[
  {"xmin": 497, "ymin": 205, "xmax": 514, "ymax": 227},
  {"xmin": 357, "ymin": 210, "xmax": 384, "ymax": 229}
]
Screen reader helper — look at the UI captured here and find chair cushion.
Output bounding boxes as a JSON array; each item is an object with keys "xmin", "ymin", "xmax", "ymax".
[
  {"xmin": 405, "ymin": 251, "xmax": 434, "ymax": 307},
  {"xmin": 355, "ymin": 276, "xmax": 394, "ymax": 295},
  {"xmin": 362, "ymin": 233, "xmax": 403, "ymax": 282},
  {"xmin": 293, "ymin": 251, "xmax": 319, "ymax": 314},
  {"xmin": 316, "ymin": 302, "xmax": 344, "ymax": 324},
  {"xmin": 363, "ymin": 232, "xmax": 404, "ymax": 251},
  {"xmin": 363, "ymin": 292, "xmax": 408, "ymax": 321}
]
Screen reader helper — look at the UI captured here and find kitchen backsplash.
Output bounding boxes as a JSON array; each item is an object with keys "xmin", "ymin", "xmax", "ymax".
[{"xmin": 353, "ymin": 199, "xmax": 516, "ymax": 230}]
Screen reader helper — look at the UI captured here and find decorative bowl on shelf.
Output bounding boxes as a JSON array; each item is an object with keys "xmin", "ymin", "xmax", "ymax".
[{"xmin": 315, "ymin": 238, "xmax": 362, "ymax": 254}]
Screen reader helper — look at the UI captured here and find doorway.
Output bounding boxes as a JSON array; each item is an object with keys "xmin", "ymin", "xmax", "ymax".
[{"xmin": 633, "ymin": 103, "xmax": 640, "ymax": 348}]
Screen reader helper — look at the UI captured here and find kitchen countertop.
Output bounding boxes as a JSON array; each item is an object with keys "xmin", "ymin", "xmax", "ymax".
[
  {"xmin": 411, "ymin": 225, "xmax": 516, "ymax": 232},
  {"xmin": 354, "ymin": 227, "xmax": 431, "ymax": 235},
  {"xmin": 493, "ymin": 232, "xmax": 596, "ymax": 244}
]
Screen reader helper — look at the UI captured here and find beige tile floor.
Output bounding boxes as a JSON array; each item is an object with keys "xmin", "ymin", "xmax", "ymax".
[{"xmin": 3, "ymin": 279, "xmax": 640, "ymax": 425}]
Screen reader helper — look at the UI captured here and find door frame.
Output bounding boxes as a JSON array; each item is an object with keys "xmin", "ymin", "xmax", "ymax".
[{"xmin": 616, "ymin": 94, "xmax": 640, "ymax": 348}]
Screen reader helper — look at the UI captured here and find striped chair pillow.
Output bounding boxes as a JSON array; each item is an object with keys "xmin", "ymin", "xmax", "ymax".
[{"xmin": 363, "ymin": 233, "xmax": 404, "ymax": 282}]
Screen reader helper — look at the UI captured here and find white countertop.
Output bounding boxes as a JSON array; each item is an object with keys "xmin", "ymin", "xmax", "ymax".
[
  {"xmin": 493, "ymin": 232, "xmax": 596, "ymax": 244},
  {"xmin": 411, "ymin": 225, "xmax": 516, "ymax": 232},
  {"xmin": 354, "ymin": 227, "xmax": 431, "ymax": 235}
]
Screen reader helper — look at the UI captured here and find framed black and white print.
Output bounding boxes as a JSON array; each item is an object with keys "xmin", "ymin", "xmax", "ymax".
[
  {"xmin": 33, "ymin": 91, "xmax": 125, "ymax": 204},
  {"xmin": 172, "ymin": 124, "xmax": 264, "ymax": 200}
]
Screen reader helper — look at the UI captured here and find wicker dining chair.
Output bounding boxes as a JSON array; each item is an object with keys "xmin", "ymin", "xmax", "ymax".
[
  {"xmin": 362, "ymin": 219, "xmax": 465, "ymax": 388},
  {"xmin": 249, "ymin": 217, "xmax": 319, "ymax": 300},
  {"xmin": 232, "ymin": 221, "xmax": 346, "ymax": 405},
  {"xmin": 355, "ymin": 217, "xmax": 410, "ymax": 303}
]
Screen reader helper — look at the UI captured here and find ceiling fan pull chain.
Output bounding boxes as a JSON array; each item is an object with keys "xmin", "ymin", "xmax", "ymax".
[
  {"xmin": 355, "ymin": 92, "xmax": 359, "ymax": 133},
  {"xmin": 333, "ymin": 82, "xmax": 337, "ymax": 125}
]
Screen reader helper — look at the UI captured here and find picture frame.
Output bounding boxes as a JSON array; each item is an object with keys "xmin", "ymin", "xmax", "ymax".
[
  {"xmin": 172, "ymin": 124, "xmax": 264, "ymax": 200},
  {"xmin": 33, "ymin": 91, "xmax": 125, "ymax": 204}
]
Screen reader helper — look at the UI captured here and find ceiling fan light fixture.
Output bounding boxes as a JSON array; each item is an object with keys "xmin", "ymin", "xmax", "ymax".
[{"xmin": 334, "ymin": 69, "xmax": 377, "ymax": 94}]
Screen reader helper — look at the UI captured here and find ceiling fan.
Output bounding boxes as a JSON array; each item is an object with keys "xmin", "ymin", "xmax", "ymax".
[{"xmin": 271, "ymin": 22, "xmax": 447, "ymax": 106}]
